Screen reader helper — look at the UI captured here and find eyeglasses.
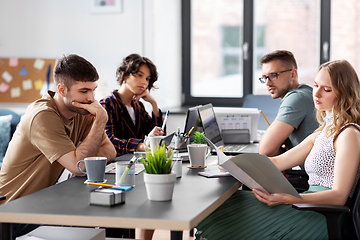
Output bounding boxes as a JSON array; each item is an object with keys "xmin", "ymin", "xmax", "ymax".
[{"xmin": 259, "ymin": 69, "xmax": 293, "ymax": 84}]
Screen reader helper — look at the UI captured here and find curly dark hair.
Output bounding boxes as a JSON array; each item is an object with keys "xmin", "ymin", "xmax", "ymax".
[{"xmin": 116, "ymin": 54, "xmax": 158, "ymax": 91}]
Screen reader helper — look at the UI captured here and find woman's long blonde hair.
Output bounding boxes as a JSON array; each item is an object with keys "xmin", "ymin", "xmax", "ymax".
[{"xmin": 316, "ymin": 60, "xmax": 360, "ymax": 138}]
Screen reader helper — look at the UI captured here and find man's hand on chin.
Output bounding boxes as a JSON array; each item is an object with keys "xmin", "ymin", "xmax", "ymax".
[{"xmin": 72, "ymin": 101, "xmax": 108, "ymax": 123}]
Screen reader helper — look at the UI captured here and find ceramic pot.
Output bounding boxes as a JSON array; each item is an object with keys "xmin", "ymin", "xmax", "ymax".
[{"xmin": 144, "ymin": 172, "xmax": 176, "ymax": 201}]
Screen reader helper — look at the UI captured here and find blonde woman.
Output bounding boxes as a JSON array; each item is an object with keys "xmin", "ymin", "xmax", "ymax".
[{"xmin": 195, "ymin": 60, "xmax": 360, "ymax": 240}]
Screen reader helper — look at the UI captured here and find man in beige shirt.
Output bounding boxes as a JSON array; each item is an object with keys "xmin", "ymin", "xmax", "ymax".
[{"xmin": 0, "ymin": 54, "xmax": 116, "ymax": 238}]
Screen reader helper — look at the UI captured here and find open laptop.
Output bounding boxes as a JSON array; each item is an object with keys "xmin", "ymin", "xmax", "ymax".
[
  {"xmin": 184, "ymin": 105, "xmax": 201, "ymax": 138},
  {"xmin": 174, "ymin": 106, "xmax": 202, "ymax": 152},
  {"xmin": 198, "ymin": 103, "xmax": 259, "ymax": 155}
]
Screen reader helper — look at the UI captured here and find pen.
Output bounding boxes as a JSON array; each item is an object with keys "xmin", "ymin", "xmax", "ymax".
[
  {"xmin": 260, "ymin": 110, "xmax": 270, "ymax": 126},
  {"xmin": 118, "ymin": 156, "xmax": 136, "ymax": 185},
  {"xmin": 179, "ymin": 126, "xmax": 194, "ymax": 148},
  {"xmin": 161, "ymin": 110, "xmax": 170, "ymax": 130}
]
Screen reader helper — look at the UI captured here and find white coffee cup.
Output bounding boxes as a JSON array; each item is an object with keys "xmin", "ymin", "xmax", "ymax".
[
  {"xmin": 148, "ymin": 136, "xmax": 165, "ymax": 154},
  {"xmin": 187, "ymin": 144, "xmax": 210, "ymax": 168},
  {"xmin": 77, "ymin": 157, "xmax": 107, "ymax": 183}
]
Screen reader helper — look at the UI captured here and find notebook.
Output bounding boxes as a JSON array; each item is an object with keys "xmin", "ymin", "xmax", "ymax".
[
  {"xmin": 198, "ymin": 103, "xmax": 259, "ymax": 155},
  {"xmin": 105, "ymin": 154, "xmax": 145, "ymax": 174}
]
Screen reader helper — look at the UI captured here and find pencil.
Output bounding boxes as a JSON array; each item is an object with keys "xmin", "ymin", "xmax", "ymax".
[
  {"xmin": 260, "ymin": 110, "xmax": 270, "ymax": 126},
  {"xmin": 179, "ymin": 126, "xmax": 194, "ymax": 148},
  {"xmin": 87, "ymin": 182, "xmax": 116, "ymax": 187}
]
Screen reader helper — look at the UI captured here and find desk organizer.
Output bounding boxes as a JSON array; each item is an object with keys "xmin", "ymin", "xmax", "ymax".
[{"xmin": 90, "ymin": 188, "xmax": 125, "ymax": 206}]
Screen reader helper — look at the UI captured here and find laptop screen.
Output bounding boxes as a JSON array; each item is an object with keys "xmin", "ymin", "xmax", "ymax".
[
  {"xmin": 184, "ymin": 106, "xmax": 201, "ymax": 137},
  {"xmin": 198, "ymin": 103, "xmax": 224, "ymax": 147}
]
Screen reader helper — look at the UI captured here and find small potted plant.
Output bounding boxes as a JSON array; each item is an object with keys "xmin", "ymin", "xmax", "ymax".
[
  {"xmin": 191, "ymin": 131, "xmax": 207, "ymax": 144},
  {"xmin": 139, "ymin": 143, "xmax": 176, "ymax": 201}
]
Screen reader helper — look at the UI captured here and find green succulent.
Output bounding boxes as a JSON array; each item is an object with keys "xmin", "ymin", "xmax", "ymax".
[
  {"xmin": 191, "ymin": 131, "xmax": 207, "ymax": 144},
  {"xmin": 139, "ymin": 143, "xmax": 173, "ymax": 174}
]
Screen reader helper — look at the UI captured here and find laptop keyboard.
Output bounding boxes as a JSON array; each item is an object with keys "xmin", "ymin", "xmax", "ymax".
[{"xmin": 223, "ymin": 144, "xmax": 247, "ymax": 153}]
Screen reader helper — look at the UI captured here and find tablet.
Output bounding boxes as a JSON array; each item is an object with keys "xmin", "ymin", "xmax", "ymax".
[{"xmin": 160, "ymin": 132, "xmax": 175, "ymax": 146}]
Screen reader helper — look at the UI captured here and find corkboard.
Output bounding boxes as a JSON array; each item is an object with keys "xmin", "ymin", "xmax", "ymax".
[{"xmin": 0, "ymin": 58, "xmax": 56, "ymax": 103}]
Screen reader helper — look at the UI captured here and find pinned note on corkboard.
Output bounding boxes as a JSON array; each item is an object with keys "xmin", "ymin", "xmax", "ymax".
[{"xmin": 0, "ymin": 58, "xmax": 56, "ymax": 103}]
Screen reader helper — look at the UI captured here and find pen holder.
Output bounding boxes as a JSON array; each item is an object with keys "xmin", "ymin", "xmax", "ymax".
[
  {"xmin": 115, "ymin": 161, "xmax": 135, "ymax": 187},
  {"xmin": 175, "ymin": 135, "xmax": 189, "ymax": 149}
]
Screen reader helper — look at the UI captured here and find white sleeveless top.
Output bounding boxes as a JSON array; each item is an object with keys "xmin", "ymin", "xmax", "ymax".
[{"xmin": 304, "ymin": 117, "xmax": 360, "ymax": 197}]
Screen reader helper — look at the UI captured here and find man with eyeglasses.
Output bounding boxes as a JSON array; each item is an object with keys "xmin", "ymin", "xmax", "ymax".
[{"xmin": 258, "ymin": 50, "xmax": 318, "ymax": 157}]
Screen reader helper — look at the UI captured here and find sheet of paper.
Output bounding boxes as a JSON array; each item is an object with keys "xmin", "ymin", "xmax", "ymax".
[
  {"xmin": 0, "ymin": 82, "xmax": 9, "ymax": 93},
  {"xmin": 11, "ymin": 87, "xmax": 21, "ymax": 98},
  {"xmin": 2, "ymin": 71, "xmax": 13, "ymax": 82},
  {"xmin": 202, "ymin": 135, "xmax": 228, "ymax": 165},
  {"xmin": 9, "ymin": 57, "xmax": 19, "ymax": 67},
  {"xmin": 198, "ymin": 170, "xmax": 231, "ymax": 178},
  {"xmin": 23, "ymin": 79, "xmax": 33, "ymax": 90},
  {"xmin": 33, "ymin": 59, "xmax": 45, "ymax": 70},
  {"xmin": 34, "ymin": 79, "xmax": 44, "ymax": 91}
]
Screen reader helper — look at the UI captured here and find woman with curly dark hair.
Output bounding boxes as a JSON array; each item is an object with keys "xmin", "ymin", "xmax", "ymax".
[{"xmin": 100, "ymin": 53, "xmax": 164, "ymax": 156}]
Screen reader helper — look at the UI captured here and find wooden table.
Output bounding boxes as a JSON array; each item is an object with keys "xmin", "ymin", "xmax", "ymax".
[{"xmin": 0, "ymin": 157, "xmax": 241, "ymax": 240}]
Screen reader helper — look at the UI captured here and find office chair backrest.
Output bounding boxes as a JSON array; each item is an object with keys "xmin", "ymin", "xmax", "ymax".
[
  {"xmin": 242, "ymin": 94, "xmax": 281, "ymax": 130},
  {"xmin": 351, "ymin": 177, "xmax": 360, "ymax": 239}
]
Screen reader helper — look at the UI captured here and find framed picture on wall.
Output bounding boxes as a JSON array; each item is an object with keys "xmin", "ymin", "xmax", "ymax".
[{"xmin": 89, "ymin": 0, "xmax": 122, "ymax": 14}]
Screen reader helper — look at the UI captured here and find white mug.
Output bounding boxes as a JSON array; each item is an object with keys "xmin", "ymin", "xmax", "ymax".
[
  {"xmin": 187, "ymin": 144, "xmax": 210, "ymax": 168},
  {"xmin": 148, "ymin": 136, "xmax": 165, "ymax": 154}
]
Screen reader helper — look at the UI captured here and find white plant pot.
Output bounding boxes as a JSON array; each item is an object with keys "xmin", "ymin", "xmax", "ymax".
[{"xmin": 144, "ymin": 172, "xmax": 176, "ymax": 201}]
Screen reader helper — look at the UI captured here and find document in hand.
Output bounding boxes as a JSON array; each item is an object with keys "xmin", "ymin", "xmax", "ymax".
[{"xmin": 202, "ymin": 135, "xmax": 302, "ymax": 199}]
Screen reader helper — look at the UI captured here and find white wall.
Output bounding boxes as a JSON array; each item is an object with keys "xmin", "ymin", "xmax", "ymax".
[{"xmin": 0, "ymin": 0, "xmax": 181, "ymax": 115}]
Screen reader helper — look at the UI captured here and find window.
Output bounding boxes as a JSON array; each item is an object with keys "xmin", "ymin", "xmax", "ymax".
[
  {"xmin": 222, "ymin": 26, "xmax": 242, "ymax": 76},
  {"xmin": 189, "ymin": 0, "xmax": 244, "ymax": 99},
  {"xmin": 182, "ymin": 0, "xmax": 330, "ymax": 107},
  {"xmin": 253, "ymin": 0, "xmax": 321, "ymax": 95},
  {"xmin": 330, "ymin": 0, "xmax": 360, "ymax": 74}
]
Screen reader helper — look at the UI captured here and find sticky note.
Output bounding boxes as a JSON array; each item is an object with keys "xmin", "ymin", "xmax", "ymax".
[
  {"xmin": 23, "ymin": 79, "xmax": 33, "ymax": 90},
  {"xmin": 34, "ymin": 59, "xmax": 45, "ymax": 70},
  {"xmin": 19, "ymin": 66, "xmax": 28, "ymax": 76},
  {"xmin": 110, "ymin": 186, "xmax": 132, "ymax": 191},
  {"xmin": 34, "ymin": 79, "xmax": 44, "ymax": 91},
  {"xmin": 0, "ymin": 82, "xmax": 9, "ymax": 93},
  {"xmin": 11, "ymin": 87, "xmax": 21, "ymax": 98},
  {"xmin": 9, "ymin": 58, "xmax": 18, "ymax": 67},
  {"xmin": 2, "ymin": 71, "xmax": 13, "ymax": 82}
]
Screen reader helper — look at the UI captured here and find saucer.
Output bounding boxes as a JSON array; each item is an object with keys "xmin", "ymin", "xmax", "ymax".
[
  {"xmin": 187, "ymin": 165, "xmax": 207, "ymax": 169},
  {"xmin": 84, "ymin": 179, "xmax": 107, "ymax": 184}
]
